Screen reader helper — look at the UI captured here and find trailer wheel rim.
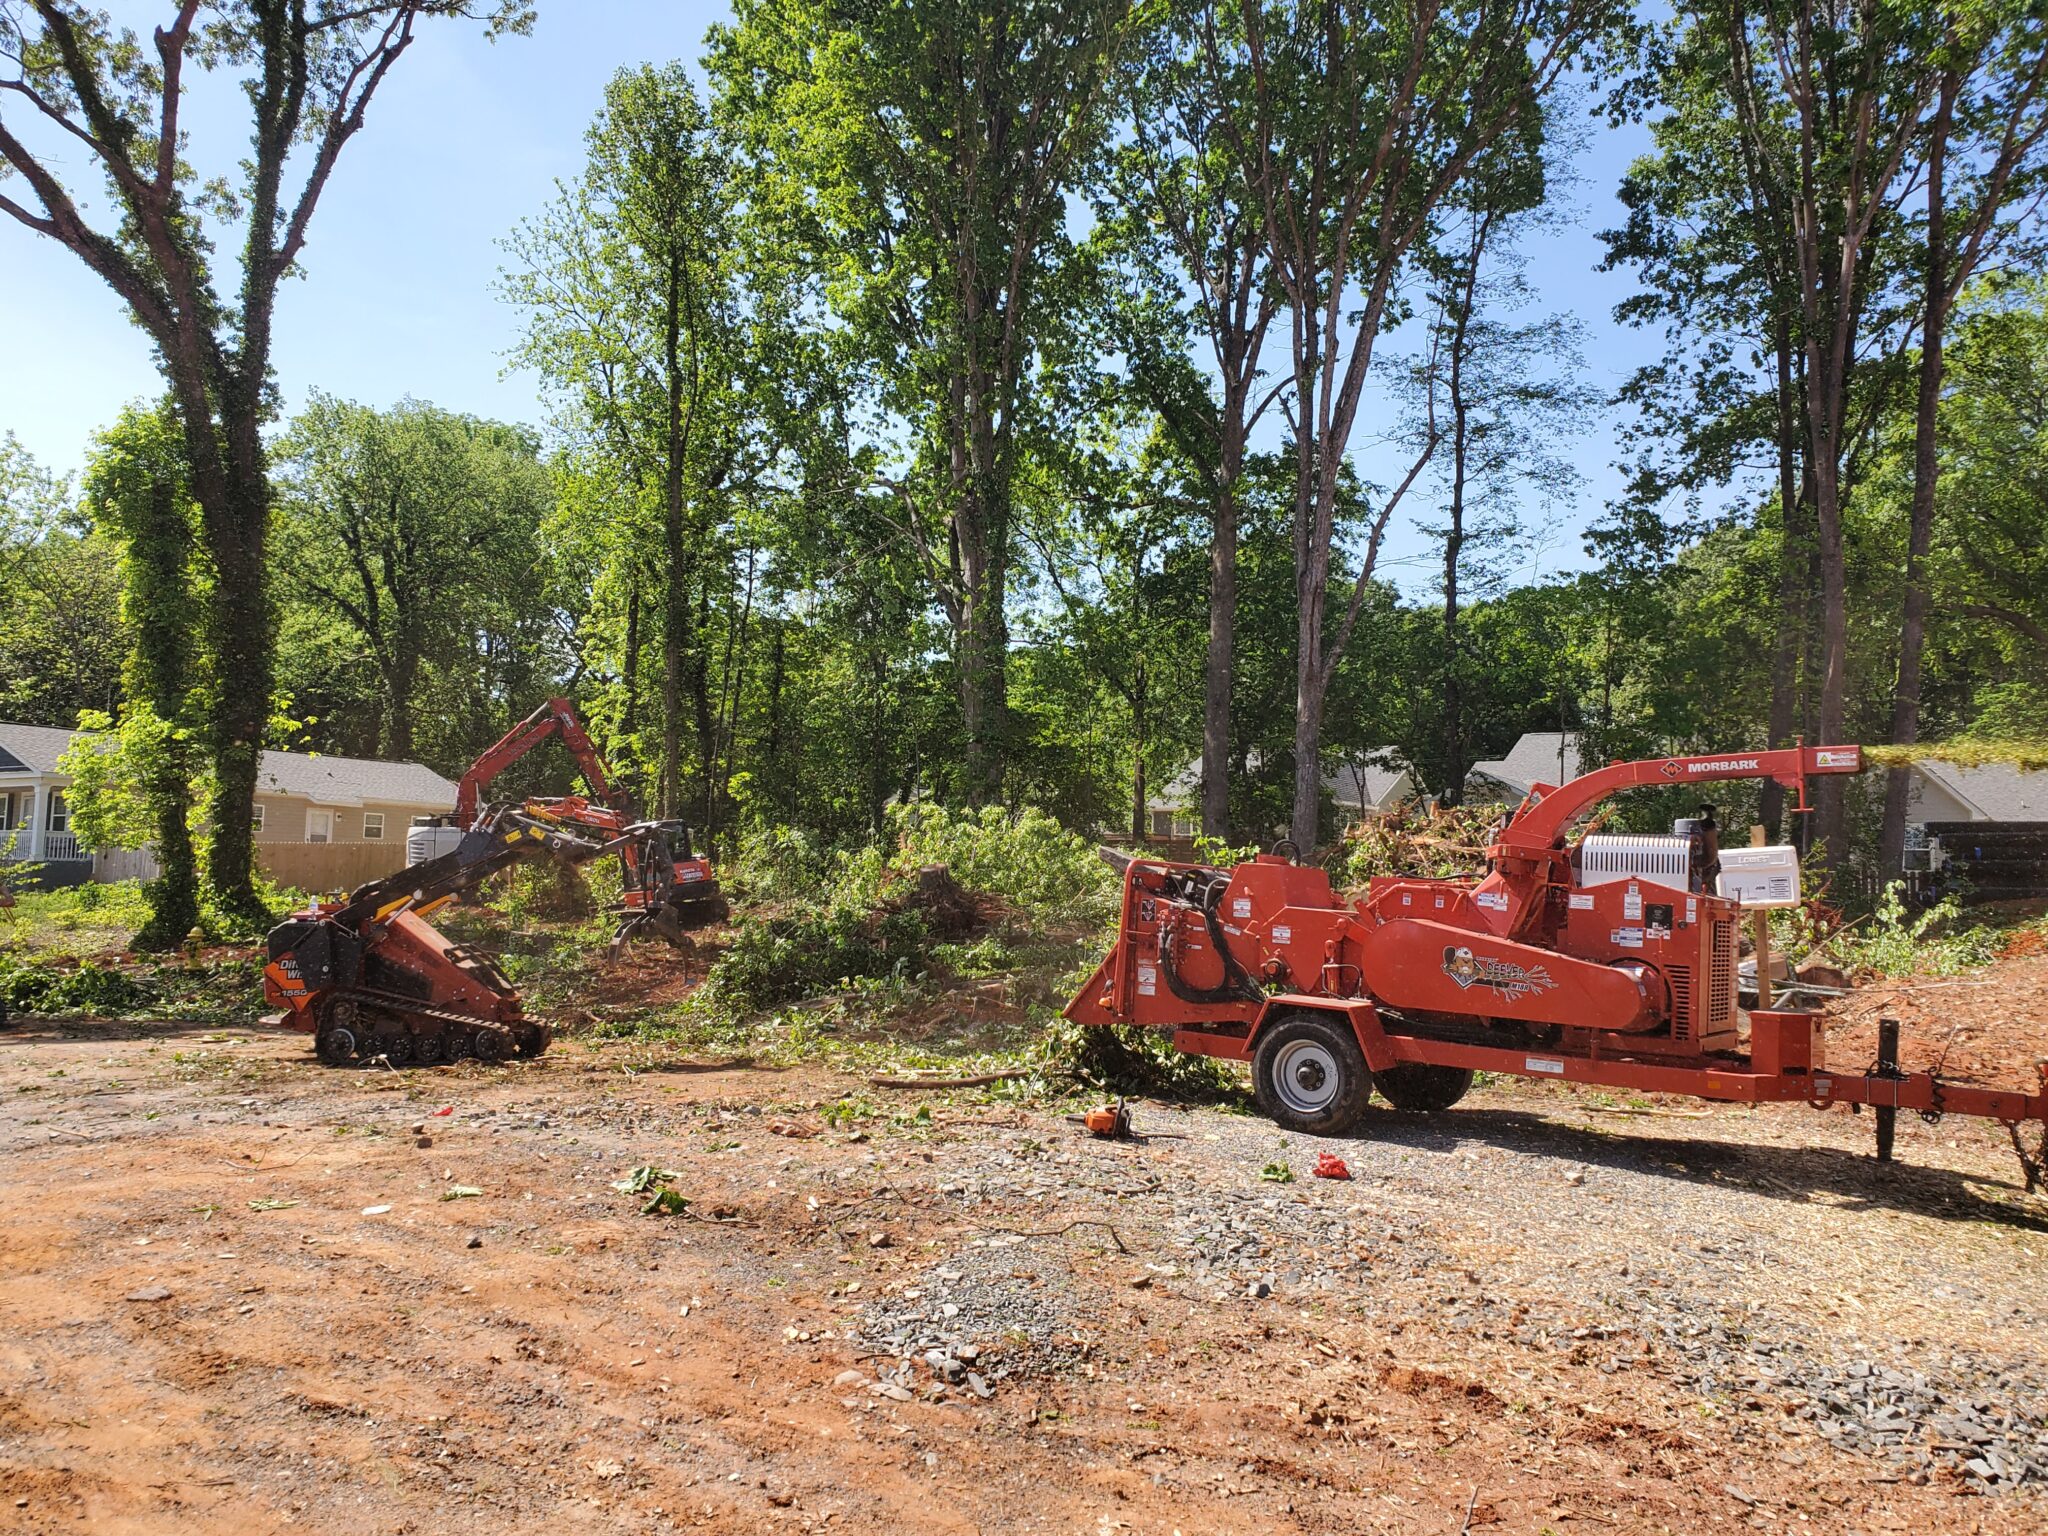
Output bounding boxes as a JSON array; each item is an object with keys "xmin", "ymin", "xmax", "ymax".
[{"xmin": 1271, "ymin": 1038, "xmax": 1342, "ymax": 1116}]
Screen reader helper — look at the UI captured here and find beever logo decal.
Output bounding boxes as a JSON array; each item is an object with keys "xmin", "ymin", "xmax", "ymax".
[{"xmin": 1442, "ymin": 945, "xmax": 1558, "ymax": 1003}]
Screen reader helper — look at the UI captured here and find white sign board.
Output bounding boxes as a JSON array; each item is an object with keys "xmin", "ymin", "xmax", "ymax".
[{"xmin": 1717, "ymin": 845, "xmax": 1801, "ymax": 908}]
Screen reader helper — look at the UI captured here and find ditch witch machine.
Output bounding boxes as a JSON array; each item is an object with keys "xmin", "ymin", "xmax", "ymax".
[
  {"xmin": 263, "ymin": 699, "xmax": 726, "ymax": 1067},
  {"xmin": 1067, "ymin": 745, "xmax": 2048, "ymax": 1163}
]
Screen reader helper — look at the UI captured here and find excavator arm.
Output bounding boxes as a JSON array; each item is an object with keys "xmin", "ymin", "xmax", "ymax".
[{"xmin": 452, "ymin": 697, "xmax": 629, "ymax": 829}]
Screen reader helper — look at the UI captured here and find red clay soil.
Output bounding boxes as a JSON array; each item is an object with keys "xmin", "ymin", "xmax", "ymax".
[{"xmin": 1823, "ymin": 948, "xmax": 2048, "ymax": 1089}]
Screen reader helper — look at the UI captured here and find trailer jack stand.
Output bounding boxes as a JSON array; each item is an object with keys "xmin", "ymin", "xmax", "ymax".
[{"xmin": 1873, "ymin": 1018, "xmax": 1904, "ymax": 1164}]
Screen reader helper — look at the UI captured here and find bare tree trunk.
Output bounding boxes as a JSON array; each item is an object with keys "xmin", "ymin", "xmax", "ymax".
[
  {"xmin": 1882, "ymin": 73, "xmax": 1958, "ymax": 874},
  {"xmin": 1761, "ymin": 319, "xmax": 1804, "ymax": 839},
  {"xmin": 197, "ymin": 449, "xmax": 274, "ymax": 921},
  {"xmin": 1201, "ymin": 472, "xmax": 1236, "ymax": 839},
  {"xmin": 1439, "ymin": 250, "xmax": 1478, "ymax": 807}
]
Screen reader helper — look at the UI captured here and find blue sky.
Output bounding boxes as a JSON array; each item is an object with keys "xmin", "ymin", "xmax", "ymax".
[{"xmin": 1, "ymin": 3, "xmax": 1665, "ymax": 595}]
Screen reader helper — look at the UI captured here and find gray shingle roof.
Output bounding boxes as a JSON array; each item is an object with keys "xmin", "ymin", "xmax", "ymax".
[
  {"xmin": 1152, "ymin": 749, "xmax": 1412, "ymax": 811},
  {"xmin": 1912, "ymin": 759, "xmax": 2048, "ymax": 821},
  {"xmin": 0, "ymin": 722, "xmax": 78, "ymax": 774},
  {"xmin": 0, "ymin": 722, "xmax": 456, "ymax": 809},
  {"xmin": 1467, "ymin": 732, "xmax": 1584, "ymax": 797},
  {"xmin": 253, "ymin": 750, "xmax": 458, "ymax": 809}
]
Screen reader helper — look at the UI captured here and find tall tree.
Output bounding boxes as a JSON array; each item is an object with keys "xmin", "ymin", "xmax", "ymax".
[
  {"xmin": 1878, "ymin": 9, "xmax": 2048, "ymax": 869},
  {"xmin": 1200, "ymin": 0, "xmax": 1626, "ymax": 846},
  {"xmin": 0, "ymin": 0, "xmax": 532, "ymax": 920},
  {"xmin": 1408, "ymin": 134, "xmax": 1595, "ymax": 804},
  {"xmin": 1601, "ymin": 0, "xmax": 1939, "ymax": 852},
  {"xmin": 1101, "ymin": 3, "xmax": 1284, "ymax": 838},
  {"xmin": 1717, "ymin": 0, "xmax": 1943, "ymax": 862},
  {"xmin": 274, "ymin": 395, "xmax": 556, "ymax": 760},
  {"xmin": 710, "ymin": 0, "xmax": 1138, "ymax": 803},
  {"xmin": 81, "ymin": 406, "xmax": 204, "ymax": 946},
  {"xmin": 505, "ymin": 64, "xmax": 739, "ymax": 821},
  {"xmin": 0, "ymin": 433, "xmax": 125, "ymax": 725}
]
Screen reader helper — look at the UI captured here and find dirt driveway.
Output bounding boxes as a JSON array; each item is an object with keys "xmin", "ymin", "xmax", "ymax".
[{"xmin": 2, "ymin": 1017, "xmax": 2044, "ymax": 1534}]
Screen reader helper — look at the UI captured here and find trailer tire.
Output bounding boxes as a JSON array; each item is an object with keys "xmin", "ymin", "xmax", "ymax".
[
  {"xmin": 1252, "ymin": 1012, "xmax": 1372, "ymax": 1137},
  {"xmin": 1373, "ymin": 1062, "xmax": 1474, "ymax": 1114}
]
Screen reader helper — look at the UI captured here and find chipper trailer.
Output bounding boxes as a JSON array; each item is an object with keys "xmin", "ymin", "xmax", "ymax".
[{"xmin": 1065, "ymin": 744, "xmax": 2048, "ymax": 1164}]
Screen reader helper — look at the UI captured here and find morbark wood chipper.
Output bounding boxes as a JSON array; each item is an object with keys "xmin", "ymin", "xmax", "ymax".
[
  {"xmin": 1066, "ymin": 745, "xmax": 2048, "ymax": 1164},
  {"xmin": 263, "ymin": 699, "xmax": 725, "ymax": 1066}
]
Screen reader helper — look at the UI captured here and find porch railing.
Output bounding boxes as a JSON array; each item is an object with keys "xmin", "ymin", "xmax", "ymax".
[{"xmin": 2, "ymin": 830, "xmax": 84, "ymax": 862}]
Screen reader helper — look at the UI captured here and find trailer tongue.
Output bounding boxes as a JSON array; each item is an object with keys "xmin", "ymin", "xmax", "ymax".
[{"xmin": 1066, "ymin": 744, "xmax": 2048, "ymax": 1164}]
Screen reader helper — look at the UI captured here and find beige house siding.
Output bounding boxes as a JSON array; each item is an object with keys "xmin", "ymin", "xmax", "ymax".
[
  {"xmin": 251, "ymin": 794, "xmax": 445, "ymax": 845},
  {"xmin": 3, "ymin": 720, "xmax": 458, "ymax": 891}
]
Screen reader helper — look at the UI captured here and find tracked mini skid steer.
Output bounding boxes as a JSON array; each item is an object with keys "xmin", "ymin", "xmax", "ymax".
[{"xmin": 262, "ymin": 802, "xmax": 702, "ymax": 1067}]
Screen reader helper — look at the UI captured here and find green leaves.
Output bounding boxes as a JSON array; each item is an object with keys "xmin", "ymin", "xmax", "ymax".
[{"xmin": 614, "ymin": 1166, "xmax": 691, "ymax": 1216}]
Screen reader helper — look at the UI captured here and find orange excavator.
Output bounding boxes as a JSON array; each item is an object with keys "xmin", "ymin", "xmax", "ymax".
[
  {"xmin": 446, "ymin": 697, "xmax": 727, "ymax": 943},
  {"xmin": 262, "ymin": 700, "xmax": 726, "ymax": 1066}
]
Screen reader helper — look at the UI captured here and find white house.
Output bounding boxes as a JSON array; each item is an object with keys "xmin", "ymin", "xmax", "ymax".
[
  {"xmin": 1465, "ymin": 731, "xmax": 1584, "ymax": 802},
  {"xmin": 1147, "ymin": 750, "xmax": 1416, "ymax": 839},
  {"xmin": 1902, "ymin": 758, "xmax": 2048, "ymax": 825},
  {"xmin": 0, "ymin": 721, "xmax": 459, "ymax": 889}
]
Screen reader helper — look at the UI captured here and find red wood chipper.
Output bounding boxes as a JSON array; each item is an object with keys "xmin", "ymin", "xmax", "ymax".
[{"xmin": 1066, "ymin": 745, "xmax": 2048, "ymax": 1165}]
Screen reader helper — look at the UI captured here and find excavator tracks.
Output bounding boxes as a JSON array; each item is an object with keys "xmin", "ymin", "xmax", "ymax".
[{"xmin": 315, "ymin": 993, "xmax": 553, "ymax": 1068}]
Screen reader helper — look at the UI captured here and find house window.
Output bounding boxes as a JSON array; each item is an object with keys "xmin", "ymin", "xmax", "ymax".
[
  {"xmin": 46, "ymin": 791, "xmax": 69, "ymax": 832},
  {"xmin": 250, "ymin": 803, "xmax": 265, "ymax": 833},
  {"xmin": 0, "ymin": 792, "xmax": 12, "ymax": 830},
  {"xmin": 363, "ymin": 812, "xmax": 385, "ymax": 840},
  {"xmin": 306, "ymin": 808, "xmax": 335, "ymax": 844}
]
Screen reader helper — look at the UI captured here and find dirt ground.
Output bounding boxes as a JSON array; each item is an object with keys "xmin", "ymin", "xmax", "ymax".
[
  {"xmin": 1825, "ymin": 943, "xmax": 2048, "ymax": 1088},
  {"xmin": 2, "ymin": 1013, "xmax": 2045, "ymax": 1535}
]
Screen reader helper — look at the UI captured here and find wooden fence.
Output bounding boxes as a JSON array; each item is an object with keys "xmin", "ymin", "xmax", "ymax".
[
  {"xmin": 258, "ymin": 840, "xmax": 411, "ymax": 894},
  {"xmin": 91, "ymin": 840, "xmax": 410, "ymax": 894}
]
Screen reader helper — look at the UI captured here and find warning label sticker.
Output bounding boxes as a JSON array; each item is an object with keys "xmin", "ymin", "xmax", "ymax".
[
  {"xmin": 1526, "ymin": 1057, "xmax": 1566, "ymax": 1075},
  {"xmin": 1568, "ymin": 893, "xmax": 1595, "ymax": 910},
  {"xmin": 1612, "ymin": 926, "xmax": 1645, "ymax": 949},
  {"xmin": 1233, "ymin": 898, "xmax": 1252, "ymax": 918}
]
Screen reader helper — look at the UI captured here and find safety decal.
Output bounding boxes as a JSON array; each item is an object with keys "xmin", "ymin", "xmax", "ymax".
[
  {"xmin": 1611, "ymin": 926, "xmax": 1644, "ymax": 949},
  {"xmin": 1441, "ymin": 945, "xmax": 1558, "ymax": 1003},
  {"xmin": 1232, "ymin": 897, "xmax": 1252, "ymax": 918},
  {"xmin": 1475, "ymin": 889, "xmax": 1508, "ymax": 912},
  {"xmin": 1526, "ymin": 1057, "xmax": 1566, "ymax": 1075},
  {"xmin": 1622, "ymin": 886, "xmax": 1643, "ymax": 920},
  {"xmin": 1272, "ymin": 925, "xmax": 1292, "ymax": 943},
  {"xmin": 1568, "ymin": 893, "xmax": 1595, "ymax": 910}
]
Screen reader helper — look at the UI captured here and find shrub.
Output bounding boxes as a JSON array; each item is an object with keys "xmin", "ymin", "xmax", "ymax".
[
  {"xmin": 887, "ymin": 803, "xmax": 1116, "ymax": 926},
  {"xmin": 0, "ymin": 956, "xmax": 150, "ymax": 1015},
  {"xmin": 700, "ymin": 906, "xmax": 931, "ymax": 1016},
  {"xmin": 1837, "ymin": 883, "xmax": 2001, "ymax": 979},
  {"xmin": 1028, "ymin": 1013, "xmax": 1249, "ymax": 1106}
]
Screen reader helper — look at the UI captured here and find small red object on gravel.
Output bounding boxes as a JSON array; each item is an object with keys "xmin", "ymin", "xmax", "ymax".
[
  {"xmin": 429, "ymin": 1106, "xmax": 454, "ymax": 1117},
  {"xmin": 1312, "ymin": 1153, "xmax": 1351, "ymax": 1180}
]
